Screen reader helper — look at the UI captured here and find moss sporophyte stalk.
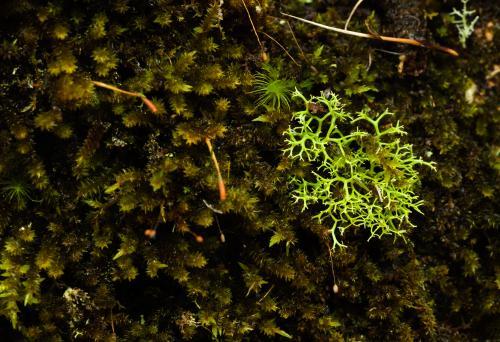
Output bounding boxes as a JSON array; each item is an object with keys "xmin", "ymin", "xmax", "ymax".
[{"xmin": 284, "ymin": 90, "xmax": 435, "ymax": 249}]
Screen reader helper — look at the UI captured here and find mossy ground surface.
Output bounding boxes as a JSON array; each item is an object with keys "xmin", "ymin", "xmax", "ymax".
[{"xmin": 0, "ymin": 0, "xmax": 498, "ymax": 340}]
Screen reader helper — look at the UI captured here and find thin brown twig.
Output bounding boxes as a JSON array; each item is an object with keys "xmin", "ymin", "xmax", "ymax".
[
  {"xmin": 286, "ymin": 20, "xmax": 308, "ymax": 63},
  {"xmin": 261, "ymin": 31, "xmax": 300, "ymax": 66},
  {"xmin": 281, "ymin": 12, "xmax": 459, "ymax": 57},
  {"xmin": 91, "ymin": 80, "xmax": 158, "ymax": 113},
  {"xmin": 205, "ymin": 138, "xmax": 227, "ymax": 201},
  {"xmin": 345, "ymin": 0, "xmax": 364, "ymax": 30},
  {"xmin": 240, "ymin": 0, "xmax": 265, "ymax": 54}
]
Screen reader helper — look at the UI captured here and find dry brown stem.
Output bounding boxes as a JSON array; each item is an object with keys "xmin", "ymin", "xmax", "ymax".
[{"xmin": 282, "ymin": 12, "xmax": 459, "ymax": 57}]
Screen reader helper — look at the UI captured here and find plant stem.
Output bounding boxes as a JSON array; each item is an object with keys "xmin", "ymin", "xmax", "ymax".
[
  {"xmin": 205, "ymin": 138, "xmax": 227, "ymax": 201},
  {"xmin": 261, "ymin": 31, "xmax": 300, "ymax": 66},
  {"xmin": 91, "ymin": 80, "xmax": 158, "ymax": 113},
  {"xmin": 282, "ymin": 12, "xmax": 459, "ymax": 57},
  {"xmin": 240, "ymin": 0, "xmax": 265, "ymax": 57},
  {"xmin": 344, "ymin": 0, "xmax": 364, "ymax": 30}
]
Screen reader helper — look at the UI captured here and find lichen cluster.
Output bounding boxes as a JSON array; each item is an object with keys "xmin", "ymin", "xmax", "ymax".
[
  {"xmin": 285, "ymin": 90, "xmax": 435, "ymax": 249},
  {"xmin": 0, "ymin": 0, "xmax": 498, "ymax": 340},
  {"xmin": 450, "ymin": 0, "xmax": 480, "ymax": 48}
]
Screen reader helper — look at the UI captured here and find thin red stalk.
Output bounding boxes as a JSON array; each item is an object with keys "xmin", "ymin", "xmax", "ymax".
[
  {"xmin": 205, "ymin": 138, "xmax": 227, "ymax": 201},
  {"xmin": 92, "ymin": 80, "xmax": 158, "ymax": 113}
]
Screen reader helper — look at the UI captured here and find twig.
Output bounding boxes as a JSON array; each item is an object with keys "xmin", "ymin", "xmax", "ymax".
[
  {"xmin": 374, "ymin": 48, "xmax": 405, "ymax": 56},
  {"xmin": 286, "ymin": 20, "xmax": 309, "ymax": 63},
  {"xmin": 240, "ymin": 0, "xmax": 265, "ymax": 57},
  {"xmin": 261, "ymin": 31, "xmax": 300, "ymax": 66},
  {"xmin": 205, "ymin": 138, "xmax": 227, "ymax": 201},
  {"xmin": 202, "ymin": 199, "xmax": 223, "ymax": 214},
  {"xmin": 345, "ymin": 0, "xmax": 364, "ymax": 30},
  {"xmin": 281, "ymin": 12, "xmax": 459, "ymax": 57},
  {"xmin": 91, "ymin": 80, "xmax": 158, "ymax": 113}
]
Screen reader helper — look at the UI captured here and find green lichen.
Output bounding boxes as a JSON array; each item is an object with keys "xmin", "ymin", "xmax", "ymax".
[
  {"xmin": 450, "ymin": 0, "xmax": 479, "ymax": 48},
  {"xmin": 285, "ymin": 90, "xmax": 435, "ymax": 248}
]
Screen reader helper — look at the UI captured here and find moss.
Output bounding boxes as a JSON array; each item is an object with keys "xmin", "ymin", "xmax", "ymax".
[{"xmin": 0, "ymin": 0, "xmax": 498, "ymax": 340}]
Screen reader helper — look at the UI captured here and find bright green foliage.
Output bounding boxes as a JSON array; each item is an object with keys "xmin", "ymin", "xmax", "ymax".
[
  {"xmin": 0, "ymin": 180, "xmax": 34, "ymax": 210},
  {"xmin": 285, "ymin": 90, "xmax": 435, "ymax": 249},
  {"xmin": 251, "ymin": 64, "xmax": 295, "ymax": 111}
]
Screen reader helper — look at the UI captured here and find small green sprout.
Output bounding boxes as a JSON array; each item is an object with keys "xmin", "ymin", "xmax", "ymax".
[
  {"xmin": 251, "ymin": 64, "xmax": 294, "ymax": 111},
  {"xmin": 450, "ymin": 0, "xmax": 479, "ymax": 48},
  {"xmin": 284, "ymin": 90, "xmax": 435, "ymax": 249},
  {"xmin": 1, "ymin": 180, "xmax": 35, "ymax": 209}
]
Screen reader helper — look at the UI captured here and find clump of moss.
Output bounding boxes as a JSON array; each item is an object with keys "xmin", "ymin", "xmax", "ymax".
[{"xmin": 0, "ymin": 0, "xmax": 497, "ymax": 340}]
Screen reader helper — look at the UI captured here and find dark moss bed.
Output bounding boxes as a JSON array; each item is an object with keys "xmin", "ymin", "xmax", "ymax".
[{"xmin": 0, "ymin": 0, "xmax": 498, "ymax": 340}]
